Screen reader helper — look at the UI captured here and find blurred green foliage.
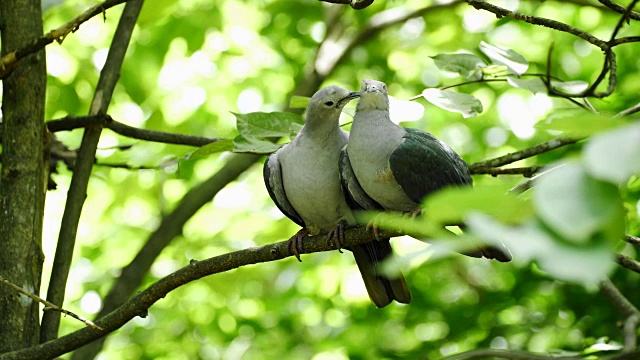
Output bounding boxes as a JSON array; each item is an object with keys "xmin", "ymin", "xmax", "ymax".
[{"xmin": 37, "ymin": 0, "xmax": 639, "ymax": 359}]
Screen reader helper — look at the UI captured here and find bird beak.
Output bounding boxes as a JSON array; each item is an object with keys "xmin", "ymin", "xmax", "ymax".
[{"xmin": 339, "ymin": 92, "xmax": 360, "ymax": 106}]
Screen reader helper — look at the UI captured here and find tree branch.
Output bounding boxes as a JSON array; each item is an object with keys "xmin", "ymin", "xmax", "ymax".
[
  {"xmin": 40, "ymin": 0, "xmax": 144, "ymax": 343},
  {"xmin": 46, "ymin": 114, "xmax": 220, "ymax": 147},
  {"xmin": 598, "ymin": 0, "xmax": 640, "ymax": 20},
  {"xmin": 466, "ymin": 0, "xmax": 608, "ymax": 48},
  {"xmin": 615, "ymin": 254, "xmax": 640, "ymax": 274},
  {"xmin": 599, "ymin": 278, "xmax": 640, "ymax": 352},
  {"xmin": 470, "ymin": 166, "xmax": 543, "ymax": 177},
  {"xmin": 0, "ymin": 227, "xmax": 399, "ymax": 360},
  {"xmin": 468, "ymin": 138, "xmax": 579, "ymax": 170},
  {"xmin": 442, "ymin": 348, "xmax": 640, "ymax": 360},
  {"xmin": 624, "ymin": 235, "xmax": 640, "ymax": 247},
  {"xmin": 0, "ymin": 0, "xmax": 129, "ymax": 80},
  {"xmin": 0, "ymin": 276, "xmax": 101, "ymax": 331}
]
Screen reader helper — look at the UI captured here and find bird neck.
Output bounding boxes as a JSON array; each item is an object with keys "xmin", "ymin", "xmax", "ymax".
[
  {"xmin": 351, "ymin": 108, "xmax": 401, "ymax": 136},
  {"xmin": 301, "ymin": 116, "xmax": 340, "ymax": 138}
]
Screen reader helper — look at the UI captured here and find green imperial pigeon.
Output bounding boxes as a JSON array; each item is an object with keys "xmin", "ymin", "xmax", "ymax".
[
  {"xmin": 264, "ymin": 85, "xmax": 411, "ymax": 307},
  {"xmin": 341, "ymin": 79, "xmax": 511, "ymax": 262}
]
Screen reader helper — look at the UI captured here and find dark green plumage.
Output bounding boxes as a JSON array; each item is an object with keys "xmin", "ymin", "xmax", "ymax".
[{"xmin": 390, "ymin": 128, "xmax": 472, "ymax": 204}]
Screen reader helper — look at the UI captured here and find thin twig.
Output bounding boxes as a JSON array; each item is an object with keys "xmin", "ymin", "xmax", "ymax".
[
  {"xmin": 609, "ymin": 0, "xmax": 639, "ymax": 41},
  {"xmin": 442, "ymin": 348, "xmax": 640, "ymax": 360},
  {"xmin": 47, "ymin": 114, "xmax": 220, "ymax": 147},
  {"xmin": 465, "ymin": 0, "xmax": 608, "ymax": 48},
  {"xmin": 0, "ymin": 0, "xmax": 129, "ymax": 79},
  {"xmin": 598, "ymin": 0, "xmax": 640, "ymax": 21},
  {"xmin": 599, "ymin": 278, "xmax": 640, "ymax": 352},
  {"xmin": 624, "ymin": 235, "xmax": 640, "ymax": 247},
  {"xmin": 615, "ymin": 254, "xmax": 640, "ymax": 274},
  {"xmin": 615, "ymin": 103, "xmax": 640, "ymax": 117},
  {"xmin": 0, "ymin": 276, "xmax": 102, "ymax": 330},
  {"xmin": 441, "ymin": 348, "xmax": 581, "ymax": 359},
  {"xmin": 470, "ymin": 166, "xmax": 543, "ymax": 177},
  {"xmin": 468, "ymin": 138, "xmax": 579, "ymax": 170},
  {"xmin": 508, "ymin": 165, "xmax": 562, "ymax": 194}
]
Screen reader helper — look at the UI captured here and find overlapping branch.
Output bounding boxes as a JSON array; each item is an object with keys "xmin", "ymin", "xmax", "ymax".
[
  {"xmin": 0, "ymin": 0, "xmax": 129, "ymax": 79},
  {"xmin": 0, "ymin": 276, "xmax": 101, "ymax": 331},
  {"xmin": 465, "ymin": 0, "xmax": 640, "ymax": 99},
  {"xmin": 0, "ymin": 227, "xmax": 396, "ymax": 360},
  {"xmin": 47, "ymin": 114, "xmax": 220, "ymax": 147}
]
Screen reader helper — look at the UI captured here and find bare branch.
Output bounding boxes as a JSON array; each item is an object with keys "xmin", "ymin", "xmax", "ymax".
[
  {"xmin": 47, "ymin": 114, "xmax": 221, "ymax": 147},
  {"xmin": 465, "ymin": 0, "xmax": 608, "ymax": 48},
  {"xmin": 624, "ymin": 235, "xmax": 640, "ymax": 247},
  {"xmin": 615, "ymin": 254, "xmax": 640, "ymax": 274},
  {"xmin": 598, "ymin": 0, "xmax": 640, "ymax": 20},
  {"xmin": 0, "ymin": 0, "xmax": 129, "ymax": 79},
  {"xmin": 599, "ymin": 278, "xmax": 640, "ymax": 352},
  {"xmin": 609, "ymin": 0, "xmax": 640, "ymax": 41},
  {"xmin": 615, "ymin": 103, "xmax": 640, "ymax": 117},
  {"xmin": 441, "ymin": 348, "xmax": 582, "ymax": 360},
  {"xmin": 468, "ymin": 138, "xmax": 579, "ymax": 170},
  {"xmin": 40, "ymin": 0, "xmax": 144, "ymax": 343},
  {"xmin": 442, "ymin": 348, "xmax": 640, "ymax": 360},
  {"xmin": 470, "ymin": 166, "xmax": 543, "ymax": 177},
  {"xmin": 0, "ymin": 226, "xmax": 401, "ymax": 360},
  {"xmin": 0, "ymin": 276, "xmax": 102, "ymax": 331}
]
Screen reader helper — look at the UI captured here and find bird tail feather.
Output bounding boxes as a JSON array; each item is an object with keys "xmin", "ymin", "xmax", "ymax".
[{"xmin": 350, "ymin": 240, "xmax": 411, "ymax": 308}]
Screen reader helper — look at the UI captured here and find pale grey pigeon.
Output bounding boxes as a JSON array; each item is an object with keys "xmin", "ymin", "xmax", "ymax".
[
  {"xmin": 342, "ymin": 79, "xmax": 511, "ymax": 262},
  {"xmin": 264, "ymin": 85, "xmax": 411, "ymax": 307}
]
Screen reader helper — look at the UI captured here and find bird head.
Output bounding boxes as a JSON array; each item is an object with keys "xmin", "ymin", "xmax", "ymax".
[
  {"xmin": 357, "ymin": 79, "xmax": 389, "ymax": 111},
  {"xmin": 306, "ymin": 85, "xmax": 359, "ymax": 124}
]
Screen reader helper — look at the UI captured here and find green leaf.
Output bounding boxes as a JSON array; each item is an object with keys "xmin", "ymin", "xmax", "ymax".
[
  {"xmin": 479, "ymin": 41, "xmax": 528, "ymax": 75},
  {"xmin": 536, "ymin": 110, "xmax": 625, "ymax": 137},
  {"xmin": 533, "ymin": 162, "xmax": 623, "ymax": 244},
  {"xmin": 189, "ymin": 139, "xmax": 234, "ymax": 159},
  {"xmin": 233, "ymin": 134, "xmax": 284, "ymax": 154},
  {"xmin": 583, "ymin": 123, "xmax": 640, "ymax": 184},
  {"xmin": 423, "ymin": 185, "xmax": 534, "ymax": 225},
  {"xmin": 234, "ymin": 112, "xmax": 303, "ymax": 138},
  {"xmin": 289, "ymin": 95, "xmax": 310, "ymax": 109},
  {"xmin": 422, "ymin": 89, "xmax": 483, "ymax": 118},
  {"xmin": 551, "ymin": 80, "xmax": 589, "ymax": 93},
  {"xmin": 506, "ymin": 77, "xmax": 547, "ymax": 94},
  {"xmin": 430, "ymin": 53, "xmax": 487, "ymax": 79},
  {"xmin": 468, "ymin": 215, "xmax": 615, "ymax": 284}
]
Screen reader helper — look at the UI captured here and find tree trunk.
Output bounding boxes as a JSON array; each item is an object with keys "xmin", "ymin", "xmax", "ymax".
[{"xmin": 0, "ymin": 0, "xmax": 47, "ymax": 352}]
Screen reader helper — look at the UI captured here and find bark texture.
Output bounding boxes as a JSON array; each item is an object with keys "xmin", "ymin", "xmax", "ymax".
[{"xmin": 0, "ymin": 0, "xmax": 47, "ymax": 352}]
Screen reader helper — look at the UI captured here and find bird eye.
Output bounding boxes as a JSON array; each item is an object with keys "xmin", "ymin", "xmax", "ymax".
[{"xmin": 324, "ymin": 101, "xmax": 335, "ymax": 106}]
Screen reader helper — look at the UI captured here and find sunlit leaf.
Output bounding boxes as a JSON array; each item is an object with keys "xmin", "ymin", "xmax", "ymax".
[
  {"xmin": 468, "ymin": 214, "xmax": 615, "ymax": 284},
  {"xmin": 423, "ymin": 185, "xmax": 534, "ymax": 225},
  {"xmin": 431, "ymin": 53, "xmax": 487, "ymax": 79},
  {"xmin": 234, "ymin": 111, "xmax": 303, "ymax": 138},
  {"xmin": 507, "ymin": 77, "xmax": 547, "ymax": 94},
  {"xmin": 233, "ymin": 135, "xmax": 284, "ymax": 154},
  {"xmin": 536, "ymin": 110, "xmax": 624, "ymax": 137},
  {"xmin": 289, "ymin": 95, "xmax": 310, "ymax": 109},
  {"xmin": 533, "ymin": 161, "xmax": 623, "ymax": 243},
  {"xmin": 479, "ymin": 41, "xmax": 528, "ymax": 75},
  {"xmin": 189, "ymin": 139, "xmax": 234, "ymax": 159},
  {"xmin": 422, "ymin": 89, "xmax": 483, "ymax": 118},
  {"xmin": 583, "ymin": 122, "xmax": 640, "ymax": 184},
  {"xmin": 551, "ymin": 80, "xmax": 589, "ymax": 93}
]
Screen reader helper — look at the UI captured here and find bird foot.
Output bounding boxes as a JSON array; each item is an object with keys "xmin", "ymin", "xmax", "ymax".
[
  {"xmin": 404, "ymin": 208, "xmax": 422, "ymax": 219},
  {"xmin": 366, "ymin": 214, "xmax": 385, "ymax": 241},
  {"xmin": 327, "ymin": 221, "xmax": 346, "ymax": 253},
  {"xmin": 287, "ymin": 228, "xmax": 310, "ymax": 262}
]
